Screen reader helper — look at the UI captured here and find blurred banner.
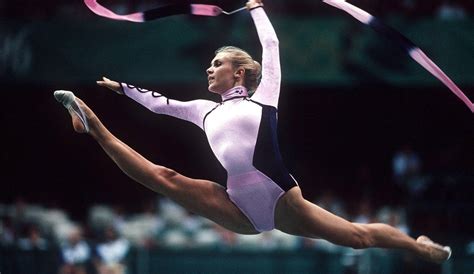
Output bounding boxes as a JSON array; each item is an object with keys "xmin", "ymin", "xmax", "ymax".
[{"xmin": 1, "ymin": 16, "xmax": 473, "ymax": 86}]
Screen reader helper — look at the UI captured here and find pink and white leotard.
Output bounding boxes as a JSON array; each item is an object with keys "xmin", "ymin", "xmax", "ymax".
[{"xmin": 120, "ymin": 7, "xmax": 297, "ymax": 232}]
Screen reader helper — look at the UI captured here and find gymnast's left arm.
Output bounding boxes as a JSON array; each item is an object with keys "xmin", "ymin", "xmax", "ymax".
[{"xmin": 247, "ymin": 0, "xmax": 281, "ymax": 108}]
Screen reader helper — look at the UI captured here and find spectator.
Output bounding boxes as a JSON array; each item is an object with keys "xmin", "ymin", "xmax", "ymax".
[
  {"xmin": 212, "ymin": 223, "xmax": 237, "ymax": 248},
  {"xmin": 392, "ymin": 145, "xmax": 427, "ymax": 195},
  {"xmin": 17, "ymin": 224, "xmax": 48, "ymax": 251},
  {"xmin": 59, "ymin": 226, "xmax": 91, "ymax": 274},
  {"xmin": 316, "ymin": 190, "xmax": 348, "ymax": 219},
  {"xmin": 353, "ymin": 197, "xmax": 374, "ymax": 224},
  {"xmin": 0, "ymin": 216, "xmax": 15, "ymax": 246},
  {"xmin": 467, "ymin": 241, "xmax": 474, "ymax": 255},
  {"xmin": 94, "ymin": 226, "xmax": 130, "ymax": 274},
  {"xmin": 11, "ymin": 197, "xmax": 29, "ymax": 234},
  {"xmin": 436, "ymin": 0, "xmax": 467, "ymax": 20},
  {"xmin": 376, "ymin": 207, "xmax": 409, "ymax": 235},
  {"xmin": 120, "ymin": 200, "xmax": 164, "ymax": 248},
  {"xmin": 392, "ymin": 145, "xmax": 421, "ymax": 181}
]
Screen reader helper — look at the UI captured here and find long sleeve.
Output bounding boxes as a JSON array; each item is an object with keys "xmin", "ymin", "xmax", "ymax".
[
  {"xmin": 121, "ymin": 83, "xmax": 217, "ymax": 130},
  {"xmin": 248, "ymin": 7, "xmax": 281, "ymax": 108}
]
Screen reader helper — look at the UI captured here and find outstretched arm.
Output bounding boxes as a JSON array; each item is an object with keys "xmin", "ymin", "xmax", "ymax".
[
  {"xmin": 97, "ymin": 77, "xmax": 217, "ymax": 129},
  {"xmin": 247, "ymin": 1, "xmax": 281, "ymax": 108}
]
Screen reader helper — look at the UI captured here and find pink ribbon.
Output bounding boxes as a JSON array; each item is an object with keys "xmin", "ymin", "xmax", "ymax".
[
  {"xmin": 324, "ymin": 0, "xmax": 473, "ymax": 112},
  {"xmin": 84, "ymin": 0, "xmax": 144, "ymax": 22}
]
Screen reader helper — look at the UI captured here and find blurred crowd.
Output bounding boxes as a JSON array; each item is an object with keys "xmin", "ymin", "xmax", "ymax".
[
  {"xmin": 0, "ymin": 141, "xmax": 473, "ymax": 274},
  {"xmin": 0, "ymin": 0, "xmax": 472, "ymax": 20},
  {"xmin": 0, "ymin": 194, "xmax": 411, "ymax": 274}
]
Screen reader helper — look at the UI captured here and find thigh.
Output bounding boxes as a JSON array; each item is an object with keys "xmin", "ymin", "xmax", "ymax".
[
  {"xmin": 159, "ymin": 170, "xmax": 258, "ymax": 235},
  {"xmin": 275, "ymin": 187, "xmax": 359, "ymax": 244}
]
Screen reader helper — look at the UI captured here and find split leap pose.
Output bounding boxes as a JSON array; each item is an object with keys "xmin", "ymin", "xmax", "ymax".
[{"xmin": 55, "ymin": 0, "xmax": 451, "ymax": 263}]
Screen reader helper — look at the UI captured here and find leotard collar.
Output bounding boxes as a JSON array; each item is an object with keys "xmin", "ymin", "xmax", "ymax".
[{"xmin": 220, "ymin": 86, "xmax": 249, "ymax": 102}]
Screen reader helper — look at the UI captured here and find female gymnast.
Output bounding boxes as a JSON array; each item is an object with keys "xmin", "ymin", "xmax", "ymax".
[{"xmin": 55, "ymin": 0, "xmax": 451, "ymax": 263}]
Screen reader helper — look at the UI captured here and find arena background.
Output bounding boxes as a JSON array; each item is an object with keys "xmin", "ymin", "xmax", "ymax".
[{"xmin": 1, "ymin": 0, "xmax": 473, "ymax": 273}]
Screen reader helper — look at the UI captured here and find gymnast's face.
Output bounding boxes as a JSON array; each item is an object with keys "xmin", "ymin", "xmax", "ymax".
[{"xmin": 206, "ymin": 52, "xmax": 240, "ymax": 94}]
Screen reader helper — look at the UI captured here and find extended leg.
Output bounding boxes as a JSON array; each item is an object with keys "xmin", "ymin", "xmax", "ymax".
[
  {"xmin": 275, "ymin": 187, "xmax": 451, "ymax": 263},
  {"xmin": 56, "ymin": 93, "xmax": 257, "ymax": 234}
]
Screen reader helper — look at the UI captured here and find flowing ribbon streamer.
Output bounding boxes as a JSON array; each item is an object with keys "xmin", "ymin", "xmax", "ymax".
[
  {"xmin": 84, "ymin": 0, "xmax": 473, "ymax": 112},
  {"xmin": 323, "ymin": 0, "xmax": 473, "ymax": 112},
  {"xmin": 83, "ymin": 0, "xmax": 246, "ymax": 22}
]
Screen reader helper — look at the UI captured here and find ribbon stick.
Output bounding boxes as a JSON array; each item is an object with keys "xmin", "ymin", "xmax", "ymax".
[
  {"xmin": 323, "ymin": 0, "xmax": 473, "ymax": 112},
  {"xmin": 84, "ymin": 0, "xmax": 246, "ymax": 22}
]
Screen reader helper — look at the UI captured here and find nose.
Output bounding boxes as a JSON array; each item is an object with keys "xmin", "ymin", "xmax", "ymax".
[{"xmin": 206, "ymin": 67, "xmax": 213, "ymax": 75}]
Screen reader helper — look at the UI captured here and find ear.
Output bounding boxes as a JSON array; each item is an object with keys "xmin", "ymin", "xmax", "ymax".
[{"xmin": 234, "ymin": 68, "xmax": 245, "ymax": 79}]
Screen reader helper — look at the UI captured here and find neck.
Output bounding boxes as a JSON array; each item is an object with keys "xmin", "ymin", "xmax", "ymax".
[{"xmin": 220, "ymin": 86, "xmax": 249, "ymax": 102}]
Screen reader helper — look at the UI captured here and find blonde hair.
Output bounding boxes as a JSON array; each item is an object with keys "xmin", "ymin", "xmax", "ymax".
[{"xmin": 215, "ymin": 46, "xmax": 261, "ymax": 93}]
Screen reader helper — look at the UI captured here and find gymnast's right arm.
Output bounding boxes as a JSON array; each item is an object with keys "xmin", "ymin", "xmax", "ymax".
[{"xmin": 96, "ymin": 77, "xmax": 217, "ymax": 129}]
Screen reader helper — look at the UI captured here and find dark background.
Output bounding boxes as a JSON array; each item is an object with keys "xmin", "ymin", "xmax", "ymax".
[
  {"xmin": 1, "ymin": 0, "xmax": 473, "ymax": 239},
  {"xmin": 1, "ymin": 84, "xmax": 473, "ymax": 235}
]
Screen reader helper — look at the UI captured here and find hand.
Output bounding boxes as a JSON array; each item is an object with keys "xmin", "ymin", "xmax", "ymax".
[
  {"xmin": 246, "ymin": 0, "xmax": 263, "ymax": 10},
  {"xmin": 96, "ymin": 76, "xmax": 122, "ymax": 94}
]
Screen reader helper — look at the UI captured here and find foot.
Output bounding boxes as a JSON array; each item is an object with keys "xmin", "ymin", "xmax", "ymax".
[
  {"xmin": 416, "ymin": 235, "xmax": 452, "ymax": 263},
  {"xmin": 54, "ymin": 90, "xmax": 93, "ymax": 133}
]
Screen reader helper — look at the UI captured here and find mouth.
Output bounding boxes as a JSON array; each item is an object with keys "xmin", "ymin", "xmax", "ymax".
[{"xmin": 208, "ymin": 76, "xmax": 215, "ymax": 85}]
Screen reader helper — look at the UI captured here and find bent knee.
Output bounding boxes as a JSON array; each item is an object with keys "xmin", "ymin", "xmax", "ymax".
[
  {"xmin": 148, "ymin": 165, "xmax": 180, "ymax": 192},
  {"xmin": 153, "ymin": 165, "xmax": 178, "ymax": 179},
  {"xmin": 350, "ymin": 224, "xmax": 375, "ymax": 249}
]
